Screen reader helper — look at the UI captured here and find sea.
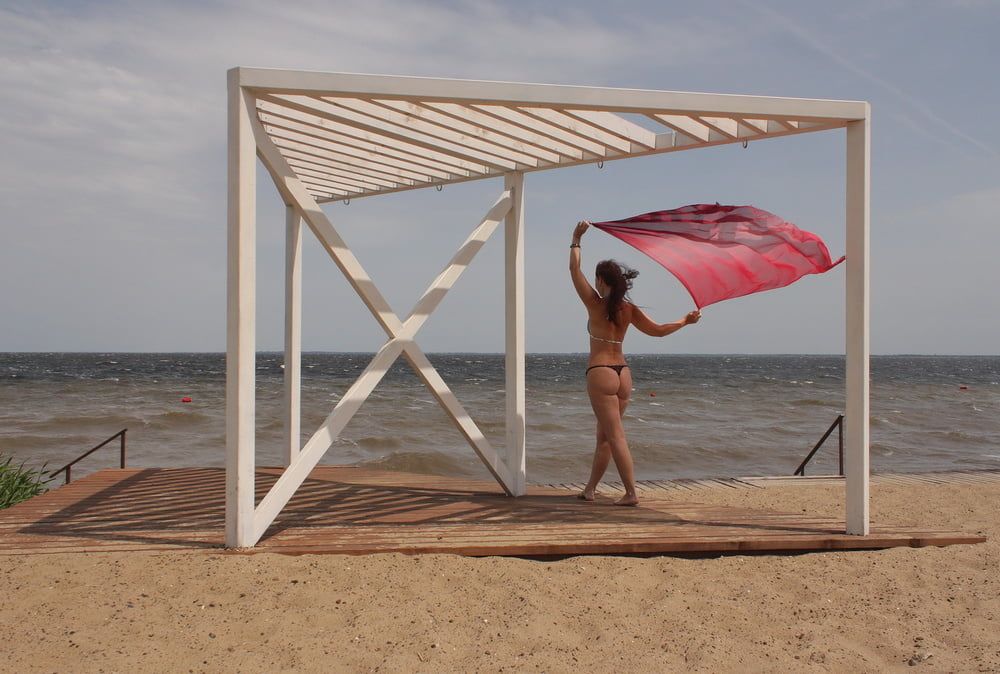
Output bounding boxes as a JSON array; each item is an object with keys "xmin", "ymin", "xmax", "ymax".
[{"xmin": 1, "ymin": 353, "xmax": 998, "ymax": 483}]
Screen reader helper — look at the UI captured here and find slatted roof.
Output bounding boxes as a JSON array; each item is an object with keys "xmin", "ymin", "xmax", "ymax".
[{"xmin": 237, "ymin": 68, "xmax": 869, "ymax": 203}]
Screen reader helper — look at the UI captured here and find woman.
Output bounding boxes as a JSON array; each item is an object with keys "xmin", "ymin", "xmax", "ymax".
[{"xmin": 570, "ymin": 221, "xmax": 701, "ymax": 506}]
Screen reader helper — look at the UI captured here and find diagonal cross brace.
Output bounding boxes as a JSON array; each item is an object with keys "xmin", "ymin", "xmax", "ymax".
[{"xmin": 249, "ymin": 104, "xmax": 515, "ymax": 541}]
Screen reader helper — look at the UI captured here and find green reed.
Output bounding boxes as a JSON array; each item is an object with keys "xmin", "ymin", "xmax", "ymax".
[{"xmin": 0, "ymin": 454, "xmax": 53, "ymax": 509}]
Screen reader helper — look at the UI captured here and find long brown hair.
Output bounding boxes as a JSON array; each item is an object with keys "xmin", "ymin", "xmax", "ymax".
[{"xmin": 595, "ymin": 259, "xmax": 638, "ymax": 323}]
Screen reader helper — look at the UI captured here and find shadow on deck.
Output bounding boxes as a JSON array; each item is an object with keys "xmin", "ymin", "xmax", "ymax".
[{"xmin": 0, "ymin": 467, "xmax": 986, "ymax": 556}]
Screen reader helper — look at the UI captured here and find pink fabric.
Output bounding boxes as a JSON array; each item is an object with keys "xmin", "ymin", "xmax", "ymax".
[{"xmin": 593, "ymin": 204, "xmax": 844, "ymax": 309}]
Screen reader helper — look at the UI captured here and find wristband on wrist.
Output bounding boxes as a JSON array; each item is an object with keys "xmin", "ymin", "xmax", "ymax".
[{"xmin": 570, "ymin": 243, "xmax": 580, "ymax": 248}]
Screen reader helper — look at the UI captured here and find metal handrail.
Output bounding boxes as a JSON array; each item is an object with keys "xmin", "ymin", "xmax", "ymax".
[
  {"xmin": 48, "ymin": 429, "xmax": 127, "ymax": 484},
  {"xmin": 793, "ymin": 415, "xmax": 843, "ymax": 476}
]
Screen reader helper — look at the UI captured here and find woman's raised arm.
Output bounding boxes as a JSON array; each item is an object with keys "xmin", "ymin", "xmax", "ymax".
[
  {"xmin": 569, "ymin": 221, "xmax": 598, "ymax": 304},
  {"xmin": 631, "ymin": 306, "xmax": 701, "ymax": 337}
]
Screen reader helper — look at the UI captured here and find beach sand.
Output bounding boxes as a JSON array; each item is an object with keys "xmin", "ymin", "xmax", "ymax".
[{"xmin": 2, "ymin": 480, "xmax": 996, "ymax": 673}]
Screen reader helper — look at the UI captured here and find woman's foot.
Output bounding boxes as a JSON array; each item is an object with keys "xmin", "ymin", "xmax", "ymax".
[
  {"xmin": 576, "ymin": 489, "xmax": 595, "ymax": 501},
  {"xmin": 614, "ymin": 492, "xmax": 639, "ymax": 507}
]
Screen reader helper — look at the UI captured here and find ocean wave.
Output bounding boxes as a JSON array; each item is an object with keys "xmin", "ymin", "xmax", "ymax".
[
  {"xmin": 355, "ymin": 436, "xmax": 404, "ymax": 450},
  {"xmin": 353, "ymin": 450, "xmax": 479, "ymax": 477}
]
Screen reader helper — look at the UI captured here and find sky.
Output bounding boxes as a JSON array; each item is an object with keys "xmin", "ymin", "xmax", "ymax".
[{"xmin": 1, "ymin": 0, "xmax": 998, "ymax": 355}]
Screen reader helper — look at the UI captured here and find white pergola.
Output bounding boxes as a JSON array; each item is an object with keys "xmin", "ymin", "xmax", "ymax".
[{"xmin": 226, "ymin": 67, "xmax": 870, "ymax": 548}]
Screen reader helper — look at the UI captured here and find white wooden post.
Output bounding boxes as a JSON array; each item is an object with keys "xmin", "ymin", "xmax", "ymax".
[
  {"xmin": 845, "ymin": 110, "xmax": 871, "ymax": 536},
  {"xmin": 284, "ymin": 205, "xmax": 302, "ymax": 466},
  {"xmin": 225, "ymin": 69, "xmax": 257, "ymax": 548},
  {"xmin": 504, "ymin": 172, "xmax": 526, "ymax": 496}
]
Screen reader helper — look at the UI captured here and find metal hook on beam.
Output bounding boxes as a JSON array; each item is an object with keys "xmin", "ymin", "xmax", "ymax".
[
  {"xmin": 436, "ymin": 184, "xmax": 443, "ymax": 192},
  {"xmin": 343, "ymin": 198, "xmax": 350, "ymax": 205},
  {"xmin": 742, "ymin": 139, "xmax": 749, "ymax": 149},
  {"xmin": 597, "ymin": 160, "xmax": 604, "ymax": 169}
]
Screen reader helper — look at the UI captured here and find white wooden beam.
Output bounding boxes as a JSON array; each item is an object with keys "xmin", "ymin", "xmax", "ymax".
[
  {"xmin": 561, "ymin": 109, "xmax": 658, "ymax": 150},
  {"xmin": 251, "ymin": 120, "xmax": 405, "ymax": 338},
  {"xmin": 287, "ymin": 161, "xmax": 388, "ymax": 192},
  {"xmin": 271, "ymin": 136, "xmax": 430, "ymax": 183},
  {"xmin": 258, "ymin": 98, "xmax": 484, "ymax": 176},
  {"xmin": 269, "ymin": 94, "xmax": 520, "ymax": 172},
  {"xmin": 732, "ymin": 116, "xmax": 770, "ymax": 136},
  {"xmin": 300, "ymin": 176, "xmax": 366, "ymax": 200},
  {"xmin": 254, "ymin": 338, "xmax": 406, "ymax": 539},
  {"xmin": 402, "ymin": 345, "xmax": 515, "ymax": 492},
  {"xmin": 473, "ymin": 105, "xmax": 611, "ymax": 157},
  {"xmin": 281, "ymin": 150, "xmax": 407, "ymax": 187},
  {"xmin": 261, "ymin": 111, "xmax": 464, "ymax": 179},
  {"xmin": 283, "ymin": 205, "xmax": 302, "ymax": 467},
  {"xmin": 294, "ymin": 174, "xmax": 365, "ymax": 197},
  {"xmin": 423, "ymin": 101, "xmax": 586, "ymax": 160},
  {"xmin": 235, "ymin": 67, "xmax": 870, "ymax": 121},
  {"xmin": 845, "ymin": 112, "xmax": 871, "ymax": 536},
  {"xmin": 504, "ymin": 172, "xmax": 526, "ymax": 496},
  {"xmin": 648, "ymin": 114, "xmax": 713, "ymax": 143},
  {"xmin": 225, "ymin": 73, "xmax": 256, "ymax": 549},
  {"xmin": 249, "ymin": 117, "xmax": 517, "ymax": 541},
  {"xmin": 327, "ymin": 96, "xmax": 542, "ymax": 168},
  {"xmin": 250, "ymin": 188, "xmax": 515, "ymax": 539},
  {"xmin": 362, "ymin": 98, "xmax": 563, "ymax": 164},
  {"xmin": 696, "ymin": 116, "xmax": 740, "ymax": 140},
  {"xmin": 308, "ymin": 120, "xmax": 844, "ymax": 204},
  {"xmin": 519, "ymin": 107, "xmax": 632, "ymax": 153}
]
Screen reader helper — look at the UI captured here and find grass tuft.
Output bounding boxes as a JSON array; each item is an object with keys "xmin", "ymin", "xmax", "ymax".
[{"xmin": 0, "ymin": 453, "xmax": 54, "ymax": 509}]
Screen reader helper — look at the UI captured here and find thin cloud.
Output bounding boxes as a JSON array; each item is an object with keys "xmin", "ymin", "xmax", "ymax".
[{"xmin": 748, "ymin": 1, "xmax": 996, "ymax": 157}]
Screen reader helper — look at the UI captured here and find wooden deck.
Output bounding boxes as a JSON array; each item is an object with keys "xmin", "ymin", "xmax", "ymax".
[{"xmin": 0, "ymin": 467, "xmax": 989, "ymax": 557}]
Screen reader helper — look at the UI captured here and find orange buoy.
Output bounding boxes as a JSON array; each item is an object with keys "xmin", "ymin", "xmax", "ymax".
[
  {"xmin": 181, "ymin": 396, "xmax": 192, "ymax": 403},
  {"xmin": 959, "ymin": 385, "xmax": 968, "ymax": 391},
  {"xmin": 650, "ymin": 392, "xmax": 657, "ymax": 397}
]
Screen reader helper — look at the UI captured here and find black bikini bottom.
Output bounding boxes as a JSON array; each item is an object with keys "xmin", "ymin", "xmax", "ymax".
[{"xmin": 586, "ymin": 364, "xmax": 629, "ymax": 375}]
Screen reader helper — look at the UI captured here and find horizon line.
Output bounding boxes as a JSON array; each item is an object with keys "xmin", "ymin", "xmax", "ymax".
[{"xmin": 2, "ymin": 351, "xmax": 998, "ymax": 358}]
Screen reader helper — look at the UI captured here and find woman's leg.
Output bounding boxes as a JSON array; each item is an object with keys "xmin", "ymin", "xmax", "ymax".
[
  {"xmin": 580, "ymin": 391, "xmax": 629, "ymax": 500},
  {"xmin": 578, "ymin": 425, "xmax": 611, "ymax": 500},
  {"xmin": 586, "ymin": 368, "xmax": 638, "ymax": 505}
]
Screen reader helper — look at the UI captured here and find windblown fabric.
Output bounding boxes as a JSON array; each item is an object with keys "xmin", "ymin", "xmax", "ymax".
[{"xmin": 592, "ymin": 204, "xmax": 845, "ymax": 308}]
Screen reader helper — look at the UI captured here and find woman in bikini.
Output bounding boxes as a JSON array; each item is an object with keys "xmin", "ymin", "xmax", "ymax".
[{"xmin": 570, "ymin": 220, "xmax": 701, "ymax": 506}]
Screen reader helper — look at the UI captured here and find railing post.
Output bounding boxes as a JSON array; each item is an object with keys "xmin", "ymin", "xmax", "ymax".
[
  {"xmin": 65, "ymin": 465, "xmax": 71, "ymax": 485},
  {"xmin": 838, "ymin": 416, "xmax": 844, "ymax": 476},
  {"xmin": 120, "ymin": 430, "xmax": 127, "ymax": 469}
]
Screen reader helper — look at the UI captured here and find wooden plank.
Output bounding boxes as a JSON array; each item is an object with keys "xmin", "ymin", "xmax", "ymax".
[
  {"xmin": 0, "ymin": 468, "xmax": 986, "ymax": 558},
  {"xmin": 264, "ymin": 121, "xmax": 458, "ymax": 180},
  {"xmin": 327, "ymin": 97, "xmax": 543, "ymax": 167},
  {"xmin": 518, "ymin": 107, "xmax": 632, "ymax": 152},
  {"xmin": 423, "ymin": 102, "xmax": 586, "ymax": 159},
  {"xmin": 258, "ymin": 101, "xmax": 482, "ymax": 176},
  {"xmin": 234, "ymin": 67, "xmax": 869, "ymax": 121},
  {"xmin": 267, "ymin": 94, "xmax": 523, "ymax": 172},
  {"xmin": 372, "ymin": 99, "xmax": 564, "ymax": 163}
]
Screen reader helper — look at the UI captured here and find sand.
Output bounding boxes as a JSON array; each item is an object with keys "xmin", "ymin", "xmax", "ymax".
[{"xmin": 2, "ymin": 480, "xmax": 997, "ymax": 673}]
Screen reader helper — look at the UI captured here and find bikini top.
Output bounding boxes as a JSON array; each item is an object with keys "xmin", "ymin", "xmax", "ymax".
[{"xmin": 587, "ymin": 319, "xmax": 624, "ymax": 345}]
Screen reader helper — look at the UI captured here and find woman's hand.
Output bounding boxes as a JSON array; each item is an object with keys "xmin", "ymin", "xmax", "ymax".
[
  {"xmin": 684, "ymin": 310, "xmax": 701, "ymax": 325},
  {"xmin": 573, "ymin": 221, "xmax": 590, "ymax": 241}
]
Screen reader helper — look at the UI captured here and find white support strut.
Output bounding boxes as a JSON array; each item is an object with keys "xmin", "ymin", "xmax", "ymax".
[
  {"xmin": 845, "ymin": 112, "xmax": 871, "ymax": 535},
  {"xmin": 244, "ymin": 108, "xmax": 516, "ymax": 544},
  {"xmin": 504, "ymin": 172, "xmax": 527, "ymax": 496},
  {"xmin": 225, "ymin": 74, "xmax": 257, "ymax": 548},
  {"xmin": 284, "ymin": 205, "xmax": 302, "ymax": 466}
]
